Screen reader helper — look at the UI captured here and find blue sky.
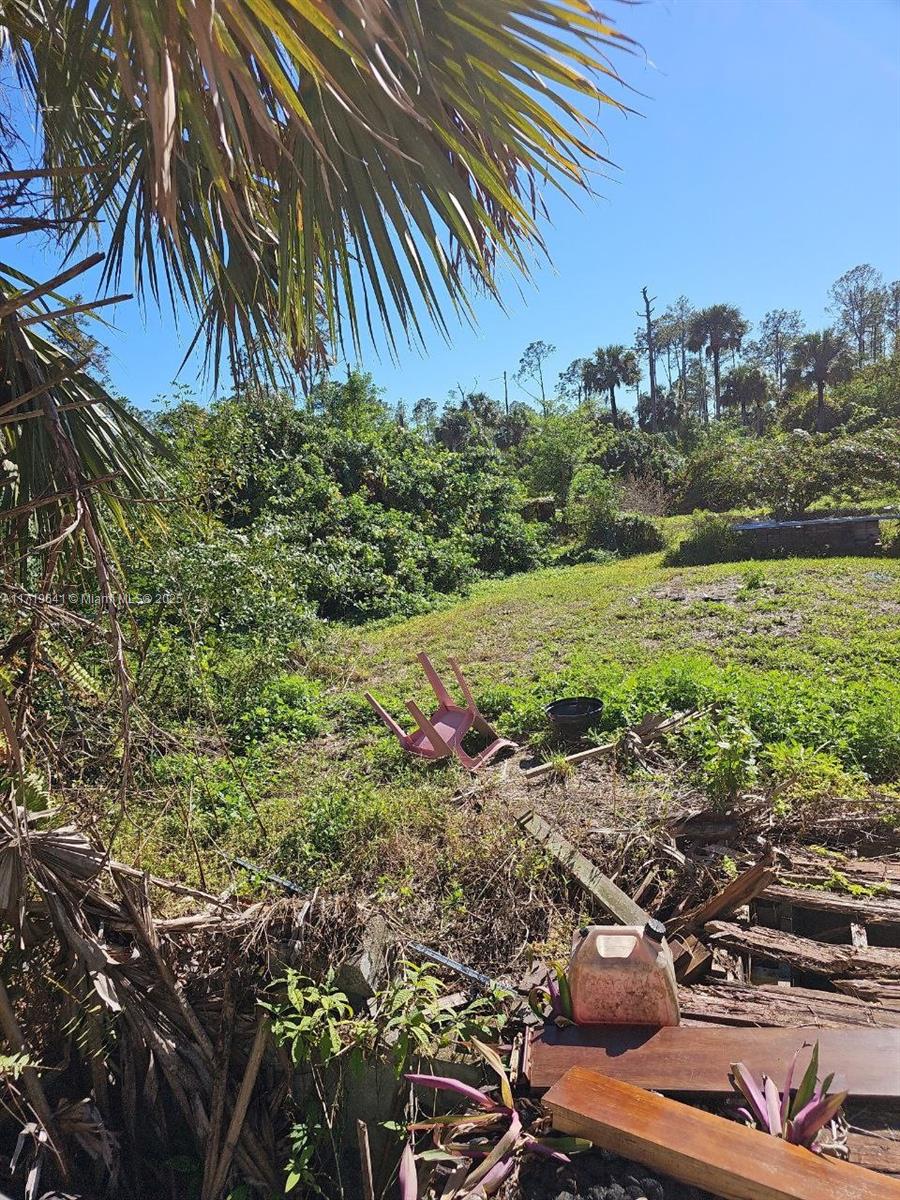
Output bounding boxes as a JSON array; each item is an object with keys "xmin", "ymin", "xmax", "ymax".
[{"xmin": 12, "ymin": 0, "xmax": 900, "ymax": 412}]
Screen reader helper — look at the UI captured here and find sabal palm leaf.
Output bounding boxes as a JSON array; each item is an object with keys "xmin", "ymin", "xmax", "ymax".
[
  {"xmin": 0, "ymin": 267, "xmax": 164, "ymax": 582},
  {"xmin": 3, "ymin": 0, "xmax": 633, "ymax": 382}
]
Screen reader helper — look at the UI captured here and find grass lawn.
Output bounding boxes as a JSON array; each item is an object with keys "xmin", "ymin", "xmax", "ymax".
[
  {"xmin": 350, "ymin": 550, "xmax": 900, "ymax": 698},
  {"xmin": 121, "ymin": 548, "xmax": 900, "ymax": 941}
]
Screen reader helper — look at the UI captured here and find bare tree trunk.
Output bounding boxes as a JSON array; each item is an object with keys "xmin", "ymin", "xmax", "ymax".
[
  {"xmin": 815, "ymin": 379, "xmax": 826, "ymax": 432},
  {"xmin": 642, "ymin": 287, "xmax": 658, "ymax": 433},
  {"xmin": 609, "ymin": 384, "xmax": 618, "ymax": 430}
]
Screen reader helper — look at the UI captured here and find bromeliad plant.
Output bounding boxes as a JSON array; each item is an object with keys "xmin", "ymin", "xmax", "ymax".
[
  {"xmin": 729, "ymin": 1041, "xmax": 848, "ymax": 1152},
  {"xmin": 401, "ymin": 1039, "xmax": 581, "ymax": 1197}
]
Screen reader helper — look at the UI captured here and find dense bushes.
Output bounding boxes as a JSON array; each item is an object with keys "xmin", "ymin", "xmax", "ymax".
[{"xmin": 145, "ymin": 377, "xmax": 542, "ymax": 627}]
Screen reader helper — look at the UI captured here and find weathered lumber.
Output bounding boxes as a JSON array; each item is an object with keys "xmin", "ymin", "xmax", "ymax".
[
  {"xmin": 679, "ymin": 982, "xmax": 900, "ymax": 1028},
  {"xmin": 526, "ymin": 1023, "xmax": 899, "ymax": 1097},
  {"xmin": 845, "ymin": 1103, "xmax": 900, "ymax": 1177},
  {"xmin": 522, "ymin": 738, "xmax": 617, "ymax": 781},
  {"xmin": 668, "ymin": 856, "xmax": 778, "ymax": 935},
  {"xmin": 706, "ymin": 920, "xmax": 900, "ymax": 979},
  {"xmin": 762, "ymin": 883, "xmax": 900, "ymax": 926},
  {"xmin": 516, "ymin": 809, "xmax": 649, "ymax": 925},
  {"xmin": 834, "ymin": 979, "xmax": 900, "ymax": 1002},
  {"xmin": 783, "ymin": 854, "xmax": 900, "ymax": 898},
  {"xmin": 670, "ymin": 932, "xmax": 713, "ymax": 983},
  {"xmin": 543, "ymin": 1066, "xmax": 900, "ymax": 1200}
]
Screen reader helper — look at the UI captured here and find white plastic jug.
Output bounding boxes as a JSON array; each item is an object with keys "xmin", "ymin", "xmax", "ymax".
[{"xmin": 567, "ymin": 919, "xmax": 680, "ymax": 1026}]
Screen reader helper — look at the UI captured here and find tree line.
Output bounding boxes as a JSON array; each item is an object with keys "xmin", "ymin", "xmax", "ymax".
[{"xmin": 410, "ymin": 263, "xmax": 899, "ymax": 444}]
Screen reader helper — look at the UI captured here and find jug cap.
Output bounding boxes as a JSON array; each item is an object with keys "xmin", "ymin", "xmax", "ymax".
[{"xmin": 644, "ymin": 918, "xmax": 666, "ymax": 943}]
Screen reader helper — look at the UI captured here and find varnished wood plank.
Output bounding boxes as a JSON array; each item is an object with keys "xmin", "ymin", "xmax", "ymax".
[
  {"xmin": 543, "ymin": 1065, "xmax": 900, "ymax": 1200},
  {"xmin": 679, "ymin": 982, "xmax": 900, "ymax": 1028},
  {"xmin": 707, "ymin": 920, "xmax": 900, "ymax": 978},
  {"xmin": 527, "ymin": 1023, "xmax": 900, "ymax": 1096},
  {"xmin": 516, "ymin": 809, "xmax": 649, "ymax": 925}
]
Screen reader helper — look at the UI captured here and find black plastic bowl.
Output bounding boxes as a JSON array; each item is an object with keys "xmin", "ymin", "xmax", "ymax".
[{"xmin": 546, "ymin": 696, "xmax": 604, "ymax": 740}]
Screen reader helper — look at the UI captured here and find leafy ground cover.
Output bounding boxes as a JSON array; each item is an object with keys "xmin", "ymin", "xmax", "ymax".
[{"xmin": 113, "ymin": 547, "xmax": 900, "ymax": 926}]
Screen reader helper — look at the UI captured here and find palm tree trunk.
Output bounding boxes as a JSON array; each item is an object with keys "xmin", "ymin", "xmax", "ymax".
[
  {"xmin": 609, "ymin": 384, "xmax": 618, "ymax": 430},
  {"xmin": 713, "ymin": 350, "xmax": 721, "ymax": 419},
  {"xmin": 815, "ymin": 378, "xmax": 826, "ymax": 432}
]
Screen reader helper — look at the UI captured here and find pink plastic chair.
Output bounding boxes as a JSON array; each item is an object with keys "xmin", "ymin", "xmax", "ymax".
[{"xmin": 365, "ymin": 653, "xmax": 517, "ymax": 770}]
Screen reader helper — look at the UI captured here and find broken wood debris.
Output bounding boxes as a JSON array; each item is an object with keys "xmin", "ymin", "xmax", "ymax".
[
  {"xmin": 543, "ymin": 1066, "xmax": 900, "ymax": 1200},
  {"xmin": 523, "ymin": 707, "xmax": 705, "ymax": 782},
  {"xmin": 667, "ymin": 852, "xmax": 778, "ymax": 936},
  {"xmin": 670, "ymin": 932, "xmax": 713, "ymax": 984},
  {"xmin": 706, "ymin": 920, "xmax": 900, "ymax": 979},
  {"xmin": 678, "ymin": 981, "xmax": 900, "ymax": 1027},
  {"xmin": 516, "ymin": 809, "xmax": 650, "ymax": 926},
  {"xmin": 762, "ymin": 882, "xmax": 900, "ymax": 927}
]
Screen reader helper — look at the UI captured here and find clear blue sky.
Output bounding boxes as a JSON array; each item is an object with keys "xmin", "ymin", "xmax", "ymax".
[{"xmin": 13, "ymin": 0, "xmax": 900, "ymax": 412}]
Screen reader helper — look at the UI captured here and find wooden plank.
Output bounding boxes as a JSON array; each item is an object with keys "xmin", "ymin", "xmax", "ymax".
[
  {"xmin": 707, "ymin": 921, "xmax": 900, "ymax": 979},
  {"xmin": 845, "ymin": 1103, "xmax": 900, "ymax": 1176},
  {"xmin": 669, "ymin": 857, "xmax": 778, "ymax": 935},
  {"xmin": 763, "ymin": 884, "xmax": 900, "ymax": 926},
  {"xmin": 679, "ymin": 982, "xmax": 900, "ymax": 1028},
  {"xmin": 527, "ymin": 1023, "xmax": 900, "ymax": 1097},
  {"xmin": 835, "ymin": 979, "xmax": 900, "ymax": 1002},
  {"xmin": 516, "ymin": 810, "xmax": 649, "ymax": 925},
  {"xmin": 543, "ymin": 1066, "xmax": 900, "ymax": 1200}
]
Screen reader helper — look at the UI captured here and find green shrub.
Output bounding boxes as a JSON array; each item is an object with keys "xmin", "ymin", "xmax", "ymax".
[
  {"xmin": 665, "ymin": 512, "xmax": 743, "ymax": 565},
  {"xmin": 231, "ymin": 674, "xmax": 325, "ymax": 747}
]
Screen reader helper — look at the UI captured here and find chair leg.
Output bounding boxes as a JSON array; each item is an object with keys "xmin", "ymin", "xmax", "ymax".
[
  {"xmin": 417, "ymin": 652, "xmax": 454, "ymax": 708},
  {"xmin": 364, "ymin": 691, "xmax": 408, "ymax": 742},
  {"xmin": 448, "ymin": 657, "xmax": 498, "ymax": 739},
  {"xmin": 405, "ymin": 700, "xmax": 453, "ymax": 759}
]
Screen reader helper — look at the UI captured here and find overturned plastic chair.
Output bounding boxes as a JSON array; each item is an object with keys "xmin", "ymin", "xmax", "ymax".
[{"xmin": 364, "ymin": 653, "xmax": 517, "ymax": 771}]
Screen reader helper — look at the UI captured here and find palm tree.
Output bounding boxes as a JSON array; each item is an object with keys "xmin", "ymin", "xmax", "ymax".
[
  {"xmin": 583, "ymin": 345, "xmax": 640, "ymax": 430},
  {"xmin": 0, "ymin": 1, "xmax": 633, "ymax": 725},
  {"xmin": 786, "ymin": 330, "xmax": 852, "ymax": 432},
  {"xmin": 689, "ymin": 304, "xmax": 749, "ymax": 419},
  {"xmin": 721, "ymin": 365, "xmax": 769, "ymax": 431}
]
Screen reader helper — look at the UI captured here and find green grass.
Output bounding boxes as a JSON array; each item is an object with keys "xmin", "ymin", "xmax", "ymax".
[
  {"xmin": 116, "ymin": 548, "xmax": 900, "ymax": 903},
  {"xmin": 351, "ymin": 548, "xmax": 900, "ymax": 695}
]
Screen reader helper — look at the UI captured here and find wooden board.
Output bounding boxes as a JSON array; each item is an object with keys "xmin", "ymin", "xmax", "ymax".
[
  {"xmin": 679, "ymin": 982, "xmax": 900, "ymax": 1028},
  {"xmin": 516, "ymin": 809, "xmax": 649, "ymax": 925},
  {"xmin": 707, "ymin": 920, "xmax": 900, "ymax": 978},
  {"xmin": 543, "ymin": 1065, "xmax": 900, "ymax": 1200},
  {"xmin": 668, "ymin": 858, "xmax": 778, "ymax": 935},
  {"xmin": 526, "ymin": 1023, "xmax": 900, "ymax": 1097},
  {"xmin": 762, "ymin": 884, "xmax": 900, "ymax": 926}
]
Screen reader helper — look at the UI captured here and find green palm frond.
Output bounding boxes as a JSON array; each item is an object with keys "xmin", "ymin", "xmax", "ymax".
[{"xmin": 3, "ymin": 0, "xmax": 633, "ymax": 381}]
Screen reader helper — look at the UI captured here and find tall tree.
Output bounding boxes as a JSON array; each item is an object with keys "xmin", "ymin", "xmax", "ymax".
[
  {"xmin": 829, "ymin": 264, "xmax": 885, "ymax": 367},
  {"xmin": 721, "ymin": 365, "xmax": 769, "ymax": 430},
  {"xmin": 689, "ymin": 304, "xmax": 749, "ymax": 419},
  {"xmin": 583, "ymin": 345, "xmax": 640, "ymax": 430},
  {"xmin": 662, "ymin": 296, "xmax": 695, "ymax": 406},
  {"xmin": 746, "ymin": 309, "xmax": 804, "ymax": 391},
  {"xmin": 641, "ymin": 287, "xmax": 659, "ymax": 433},
  {"xmin": 557, "ymin": 357, "xmax": 588, "ymax": 405},
  {"xmin": 888, "ymin": 282, "xmax": 900, "ymax": 354},
  {"xmin": 516, "ymin": 340, "xmax": 557, "ymax": 414},
  {"xmin": 786, "ymin": 330, "xmax": 853, "ymax": 432}
]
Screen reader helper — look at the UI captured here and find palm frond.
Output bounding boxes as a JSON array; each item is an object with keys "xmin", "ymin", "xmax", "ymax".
[{"xmin": 4, "ymin": 0, "xmax": 634, "ymax": 381}]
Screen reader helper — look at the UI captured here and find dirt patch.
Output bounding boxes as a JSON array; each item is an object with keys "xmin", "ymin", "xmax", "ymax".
[{"xmin": 653, "ymin": 576, "xmax": 746, "ymax": 604}]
